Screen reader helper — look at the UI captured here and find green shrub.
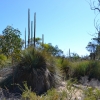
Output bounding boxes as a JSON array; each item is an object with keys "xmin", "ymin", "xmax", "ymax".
[
  {"xmin": 68, "ymin": 60, "xmax": 100, "ymax": 81},
  {"xmin": 86, "ymin": 61, "xmax": 100, "ymax": 80},
  {"xmin": 71, "ymin": 61, "xmax": 89, "ymax": 79},
  {"xmin": 58, "ymin": 59, "xmax": 90, "ymax": 80},
  {"xmin": 84, "ymin": 87, "xmax": 100, "ymax": 100},
  {"xmin": 21, "ymin": 82, "xmax": 60, "ymax": 100},
  {"xmin": 21, "ymin": 80, "xmax": 81, "ymax": 100},
  {"xmin": 56, "ymin": 58, "xmax": 72, "ymax": 79},
  {"xmin": 0, "ymin": 47, "xmax": 60, "ymax": 95}
]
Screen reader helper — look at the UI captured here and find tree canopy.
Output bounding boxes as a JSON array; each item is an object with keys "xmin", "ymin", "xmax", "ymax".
[{"xmin": 0, "ymin": 26, "xmax": 23, "ymax": 58}]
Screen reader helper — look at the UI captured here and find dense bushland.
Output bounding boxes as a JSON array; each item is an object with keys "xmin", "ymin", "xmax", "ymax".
[{"xmin": 59, "ymin": 59, "xmax": 100, "ymax": 81}]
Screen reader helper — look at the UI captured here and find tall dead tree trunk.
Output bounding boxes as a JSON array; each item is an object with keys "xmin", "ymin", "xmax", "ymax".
[
  {"xmin": 31, "ymin": 21, "xmax": 33, "ymax": 45},
  {"xmin": 34, "ymin": 12, "xmax": 36, "ymax": 48},
  {"xmin": 28, "ymin": 9, "xmax": 30, "ymax": 47}
]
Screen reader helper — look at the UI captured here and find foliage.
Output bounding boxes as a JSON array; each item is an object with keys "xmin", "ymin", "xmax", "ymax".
[
  {"xmin": 84, "ymin": 87, "xmax": 100, "ymax": 100},
  {"xmin": 57, "ymin": 60, "xmax": 100, "ymax": 81},
  {"xmin": 21, "ymin": 79, "xmax": 81, "ymax": 100},
  {"xmin": 66, "ymin": 60, "xmax": 100, "ymax": 81},
  {"xmin": 95, "ymin": 45, "xmax": 100, "ymax": 59},
  {"xmin": 86, "ymin": 42, "xmax": 96, "ymax": 53},
  {"xmin": 86, "ymin": 61, "xmax": 100, "ymax": 80},
  {"xmin": 0, "ymin": 26, "xmax": 22, "ymax": 58},
  {"xmin": 70, "ymin": 53, "xmax": 80, "ymax": 61},
  {"xmin": 71, "ymin": 61, "xmax": 89, "ymax": 79},
  {"xmin": 29, "ymin": 37, "xmax": 42, "ymax": 48},
  {"xmin": 2, "ymin": 78, "xmax": 100, "ymax": 100},
  {"xmin": 42, "ymin": 43, "xmax": 63, "ymax": 57},
  {"xmin": 86, "ymin": 1, "xmax": 100, "ymax": 60},
  {"xmin": 0, "ymin": 54, "xmax": 7, "ymax": 68},
  {"xmin": 1, "ymin": 56, "xmax": 100, "ymax": 99},
  {"xmin": 29, "ymin": 37, "xmax": 64, "ymax": 57},
  {"xmin": 59, "ymin": 58, "xmax": 72, "ymax": 79},
  {"xmin": 56, "ymin": 59, "xmax": 95, "ymax": 80},
  {"xmin": 0, "ymin": 47, "xmax": 60, "ymax": 95},
  {"xmin": 56, "ymin": 59, "xmax": 100, "ymax": 80},
  {"xmin": 33, "ymin": 37, "xmax": 42, "ymax": 46},
  {"xmin": 21, "ymin": 82, "xmax": 60, "ymax": 100},
  {"xmin": 21, "ymin": 82, "xmax": 42, "ymax": 100}
]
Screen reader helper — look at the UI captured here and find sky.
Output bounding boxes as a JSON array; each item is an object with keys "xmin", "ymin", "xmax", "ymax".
[{"xmin": 0, "ymin": 0, "xmax": 99, "ymax": 56}]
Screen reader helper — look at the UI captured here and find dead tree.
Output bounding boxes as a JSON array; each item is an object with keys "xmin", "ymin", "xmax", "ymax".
[
  {"xmin": 34, "ymin": 12, "xmax": 36, "ymax": 48},
  {"xmin": 31, "ymin": 21, "xmax": 33, "ymax": 45},
  {"xmin": 28, "ymin": 9, "xmax": 30, "ymax": 47}
]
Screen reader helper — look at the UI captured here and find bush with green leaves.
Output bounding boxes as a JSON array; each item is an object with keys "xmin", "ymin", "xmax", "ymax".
[
  {"xmin": 21, "ymin": 82, "xmax": 61, "ymax": 100},
  {"xmin": 71, "ymin": 61, "xmax": 89, "ymax": 79},
  {"xmin": 58, "ymin": 60, "xmax": 100, "ymax": 81},
  {"xmin": 0, "ymin": 47, "xmax": 60, "ymax": 95},
  {"xmin": 83, "ymin": 87, "xmax": 100, "ymax": 100},
  {"xmin": 86, "ymin": 61, "xmax": 100, "ymax": 80},
  {"xmin": 61, "ymin": 60, "xmax": 100, "ymax": 81},
  {"xmin": 21, "ymin": 79, "xmax": 82, "ymax": 100},
  {"xmin": 55, "ymin": 58, "xmax": 72, "ymax": 80},
  {"xmin": 0, "ymin": 26, "xmax": 23, "ymax": 58}
]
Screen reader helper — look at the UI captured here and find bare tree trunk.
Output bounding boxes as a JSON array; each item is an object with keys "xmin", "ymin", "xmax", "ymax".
[
  {"xmin": 28, "ymin": 9, "xmax": 30, "ymax": 47},
  {"xmin": 31, "ymin": 21, "xmax": 33, "ymax": 45},
  {"xmin": 34, "ymin": 12, "xmax": 36, "ymax": 48}
]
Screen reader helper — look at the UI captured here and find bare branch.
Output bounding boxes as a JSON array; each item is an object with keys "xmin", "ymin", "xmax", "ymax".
[
  {"xmin": 94, "ymin": 14, "xmax": 100, "ymax": 32},
  {"xmin": 87, "ymin": 32, "xmax": 96, "ymax": 38},
  {"xmin": 91, "ymin": 7, "xmax": 100, "ymax": 12},
  {"xmin": 88, "ymin": 0, "xmax": 100, "ymax": 13}
]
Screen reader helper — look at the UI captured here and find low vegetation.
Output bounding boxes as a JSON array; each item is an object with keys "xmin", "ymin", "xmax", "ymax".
[
  {"xmin": 1, "ymin": 47, "xmax": 100, "ymax": 99},
  {"xmin": 0, "ymin": 47, "xmax": 61, "ymax": 95}
]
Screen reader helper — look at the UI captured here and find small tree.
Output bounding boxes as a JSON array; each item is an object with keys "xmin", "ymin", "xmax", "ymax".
[
  {"xmin": 86, "ymin": 42, "xmax": 96, "ymax": 60},
  {"xmin": 0, "ymin": 26, "xmax": 22, "ymax": 61}
]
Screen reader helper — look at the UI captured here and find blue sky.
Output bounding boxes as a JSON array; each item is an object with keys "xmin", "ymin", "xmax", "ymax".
[{"xmin": 0, "ymin": 0, "xmax": 98, "ymax": 56}]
